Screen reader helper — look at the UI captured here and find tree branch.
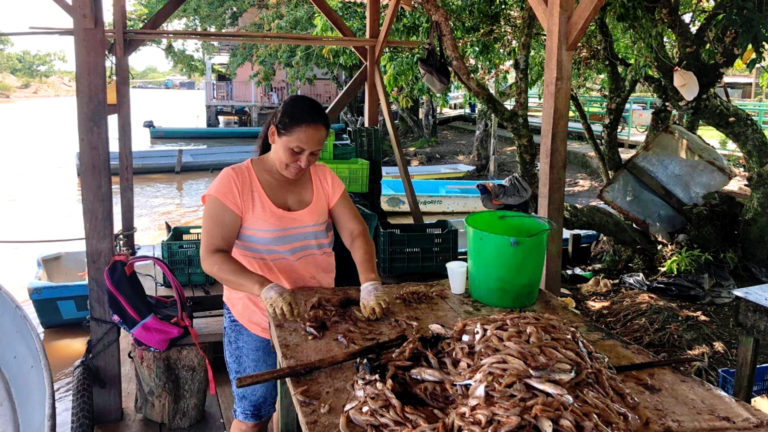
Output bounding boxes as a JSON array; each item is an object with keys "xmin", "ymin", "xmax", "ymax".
[{"xmin": 570, "ymin": 92, "xmax": 610, "ymax": 182}]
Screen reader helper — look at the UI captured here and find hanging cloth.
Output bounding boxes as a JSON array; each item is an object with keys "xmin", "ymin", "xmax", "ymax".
[{"xmin": 418, "ymin": 21, "xmax": 451, "ymax": 94}]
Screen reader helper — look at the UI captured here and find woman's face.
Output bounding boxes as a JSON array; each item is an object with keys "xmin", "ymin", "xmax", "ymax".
[{"xmin": 267, "ymin": 124, "xmax": 328, "ymax": 179}]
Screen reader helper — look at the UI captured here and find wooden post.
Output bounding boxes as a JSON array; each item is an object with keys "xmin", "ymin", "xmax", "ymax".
[
  {"xmin": 72, "ymin": 0, "xmax": 121, "ymax": 422},
  {"xmin": 365, "ymin": 0, "xmax": 379, "ymax": 126},
  {"xmin": 536, "ymin": 0, "xmax": 575, "ymax": 295},
  {"xmin": 734, "ymin": 334, "xmax": 759, "ymax": 402},
  {"xmin": 114, "ymin": 0, "xmax": 135, "ymax": 253},
  {"xmin": 531, "ymin": 0, "xmax": 603, "ymax": 295},
  {"xmin": 374, "ymin": 69, "xmax": 423, "ymax": 223}
]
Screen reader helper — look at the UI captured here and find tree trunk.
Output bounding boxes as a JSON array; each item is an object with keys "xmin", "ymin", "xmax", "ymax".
[
  {"xmin": 422, "ymin": 95, "xmax": 437, "ymax": 138},
  {"xmin": 564, "ymin": 203, "xmax": 656, "ymax": 251},
  {"xmin": 472, "ymin": 107, "xmax": 491, "ymax": 174},
  {"xmin": 570, "ymin": 92, "xmax": 611, "ymax": 182},
  {"xmin": 510, "ymin": 4, "xmax": 538, "ymax": 194},
  {"xmin": 694, "ymin": 92, "xmax": 768, "ymax": 265},
  {"xmin": 395, "ymin": 100, "xmax": 423, "ymax": 138}
]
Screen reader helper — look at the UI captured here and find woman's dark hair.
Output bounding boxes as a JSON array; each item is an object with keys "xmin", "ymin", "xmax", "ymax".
[{"xmin": 256, "ymin": 95, "xmax": 330, "ymax": 155}]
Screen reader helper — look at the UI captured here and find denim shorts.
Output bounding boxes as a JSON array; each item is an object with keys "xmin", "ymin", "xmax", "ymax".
[{"xmin": 223, "ymin": 304, "xmax": 277, "ymax": 423}]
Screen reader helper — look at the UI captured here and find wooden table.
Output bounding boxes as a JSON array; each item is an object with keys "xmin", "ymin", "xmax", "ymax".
[
  {"xmin": 733, "ymin": 284, "xmax": 768, "ymax": 402},
  {"xmin": 268, "ymin": 281, "xmax": 768, "ymax": 432}
]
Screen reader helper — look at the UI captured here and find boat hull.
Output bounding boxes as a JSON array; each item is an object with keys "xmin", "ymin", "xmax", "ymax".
[
  {"xmin": 381, "ymin": 179, "xmax": 500, "ymax": 213},
  {"xmin": 28, "ymin": 251, "xmax": 89, "ymax": 328}
]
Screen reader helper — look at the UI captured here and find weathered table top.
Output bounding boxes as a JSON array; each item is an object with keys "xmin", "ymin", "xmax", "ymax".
[{"xmin": 269, "ymin": 281, "xmax": 768, "ymax": 432}]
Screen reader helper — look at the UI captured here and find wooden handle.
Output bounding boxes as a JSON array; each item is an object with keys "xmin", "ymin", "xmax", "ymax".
[
  {"xmin": 614, "ymin": 356, "xmax": 699, "ymax": 373},
  {"xmin": 235, "ymin": 333, "xmax": 407, "ymax": 388}
]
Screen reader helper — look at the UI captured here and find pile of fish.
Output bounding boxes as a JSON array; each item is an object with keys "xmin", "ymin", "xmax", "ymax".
[
  {"xmin": 341, "ymin": 312, "xmax": 641, "ymax": 432},
  {"xmin": 394, "ymin": 285, "xmax": 447, "ymax": 306}
]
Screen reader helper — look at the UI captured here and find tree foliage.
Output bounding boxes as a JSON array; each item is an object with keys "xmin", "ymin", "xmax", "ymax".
[{"xmin": 0, "ymin": 35, "xmax": 66, "ymax": 80}]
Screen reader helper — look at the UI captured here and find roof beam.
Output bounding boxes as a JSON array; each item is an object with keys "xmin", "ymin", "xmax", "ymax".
[
  {"xmin": 528, "ymin": 0, "xmax": 548, "ymax": 30},
  {"xmin": 566, "ymin": 0, "xmax": 604, "ymax": 50},
  {"xmin": 326, "ymin": 65, "xmax": 367, "ymax": 121},
  {"xmin": 52, "ymin": 0, "xmax": 74, "ymax": 17},
  {"xmin": 309, "ymin": 0, "xmax": 367, "ymax": 61},
  {"xmin": 125, "ymin": 0, "xmax": 187, "ymax": 56},
  {"xmin": 374, "ymin": 0, "xmax": 400, "ymax": 61}
]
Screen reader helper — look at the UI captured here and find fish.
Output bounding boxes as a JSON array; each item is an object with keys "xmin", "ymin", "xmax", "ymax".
[{"xmin": 409, "ymin": 367, "xmax": 450, "ymax": 382}]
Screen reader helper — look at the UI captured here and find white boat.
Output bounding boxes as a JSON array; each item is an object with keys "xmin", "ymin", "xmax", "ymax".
[
  {"xmin": 381, "ymin": 164, "xmax": 476, "ymax": 179},
  {"xmin": 0, "ymin": 284, "xmax": 55, "ymax": 432},
  {"xmin": 381, "ymin": 179, "xmax": 501, "ymax": 213}
]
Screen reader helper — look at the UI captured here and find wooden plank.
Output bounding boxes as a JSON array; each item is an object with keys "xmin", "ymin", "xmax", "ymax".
[
  {"xmin": 114, "ymin": 0, "xmax": 135, "ymax": 253},
  {"xmin": 52, "ymin": 0, "xmax": 74, "ymax": 17},
  {"xmin": 125, "ymin": 0, "xmax": 187, "ymax": 55},
  {"xmin": 528, "ymin": 0, "xmax": 548, "ymax": 29},
  {"xmin": 277, "ymin": 379, "xmax": 299, "ymax": 432},
  {"xmin": 373, "ymin": 68, "xmax": 423, "ymax": 223},
  {"xmin": 309, "ymin": 0, "xmax": 367, "ymax": 60},
  {"xmin": 365, "ymin": 0, "xmax": 380, "ymax": 127},
  {"xmin": 566, "ymin": 0, "xmax": 604, "ymax": 50},
  {"xmin": 735, "ymin": 334, "xmax": 760, "ymax": 402},
  {"xmin": 214, "ymin": 368, "xmax": 235, "ymax": 431},
  {"xmin": 185, "ymin": 386, "xmax": 226, "ymax": 432},
  {"xmin": 374, "ymin": 0, "xmax": 400, "ymax": 62},
  {"xmin": 326, "ymin": 65, "xmax": 367, "ymax": 121},
  {"xmin": 73, "ymin": 0, "xmax": 122, "ymax": 422},
  {"xmin": 536, "ymin": 0, "xmax": 575, "ymax": 296}
]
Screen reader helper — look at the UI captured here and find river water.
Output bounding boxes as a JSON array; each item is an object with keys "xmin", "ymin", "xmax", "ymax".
[{"xmin": 0, "ymin": 89, "xmax": 256, "ymax": 430}]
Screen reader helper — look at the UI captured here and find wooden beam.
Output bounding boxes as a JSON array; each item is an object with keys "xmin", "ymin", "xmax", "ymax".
[
  {"xmin": 72, "ymin": 0, "xmax": 121, "ymax": 422},
  {"xmin": 125, "ymin": 0, "xmax": 187, "ymax": 56},
  {"xmin": 374, "ymin": 67, "xmax": 423, "ymax": 223},
  {"xmin": 374, "ymin": 0, "xmax": 400, "ymax": 62},
  {"xmin": 309, "ymin": 0, "xmax": 367, "ymax": 61},
  {"xmin": 566, "ymin": 0, "xmax": 604, "ymax": 50},
  {"xmin": 326, "ymin": 65, "xmax": 367, "ymax": 121},
  {"xmin": 365, "ymin": 0, "xmax": 380, "ymax": 127},
  {"xmin": 537, "ymin": 0, "xmax": 575, "ymax": 295},
  {"xmin": 52, "ymin": 0, "xmax": 74, "ymax": 17},
  {"xmin": 114, "ymin": 0, "xmax": 135, "ymax": 253},
  {"xmin": 734, "ymin": 334, "xmax": 759, "ymax": 402},
  {"xmin": 528, "ymin": 0, "xmax": 548, "ymax": 29}
]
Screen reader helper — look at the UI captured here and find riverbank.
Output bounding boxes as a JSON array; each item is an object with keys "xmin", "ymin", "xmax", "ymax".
[{"xmin": 0, "ymin": 73, "xmax": 76, "ymax": 101}]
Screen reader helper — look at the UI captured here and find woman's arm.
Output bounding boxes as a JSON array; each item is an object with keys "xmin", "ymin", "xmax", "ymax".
[
  {"xmin": 330, "ymin": 193, "xmax": 380, "ymax": 284},
  {"xmin": 200, "ymin": 195, "xmax": 272, "ymax": 295}
]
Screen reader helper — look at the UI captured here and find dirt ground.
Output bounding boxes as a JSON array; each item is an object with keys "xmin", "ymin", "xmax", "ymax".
[
  {"xmin": 389, "ymin": 124, "xmax": 765, "ymax": 392},
  {"xmin": 0, "ymin": 73, "xmax": 76, "ymax": 100}
]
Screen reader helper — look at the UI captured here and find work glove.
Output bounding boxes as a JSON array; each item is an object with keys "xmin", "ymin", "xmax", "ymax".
[
  {"xmin": 360, "ymin": 281, "xmax": 388, "ymax": 320},
  {"xmin": 260, "ymin": 283, "xmax": 299, "ymax": 321}
]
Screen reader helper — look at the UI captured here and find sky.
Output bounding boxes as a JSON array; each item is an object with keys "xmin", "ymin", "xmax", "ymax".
[{"xmin": 1, "ymin": 0, "xmax": 172, "ymax": 71}]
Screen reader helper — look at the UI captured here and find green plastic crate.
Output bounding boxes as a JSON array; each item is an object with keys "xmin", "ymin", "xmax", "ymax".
[
  {"xmin": 377, "ymin": 220, "xmax": 458, "ymax": 277},
  {"xmin": 333, "ymin": 143, "xmax": 355, "ymax": 160},
  {"xmin": 319, "ymin": 129, "xmax": 335, "ymax": 161},
  {"xmin": 161, "ymin": 226, "xmax": 215, "ymax": 286},
  {"xmin": 318, "ymin": 158, "xmax": 369, "ymax": 192}
]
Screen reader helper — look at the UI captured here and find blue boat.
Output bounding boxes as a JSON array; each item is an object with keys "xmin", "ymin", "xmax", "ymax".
[
  {"xmin": 146, "ymin": 123, "xmax": 347, "ymax": 140},
  {"xmin": 381, "ymin": 179, "xmax": 503, "ymax": 213},
  {"xmin": 27, "ymin": 251, "xmax": 90, "ymax": 328}
]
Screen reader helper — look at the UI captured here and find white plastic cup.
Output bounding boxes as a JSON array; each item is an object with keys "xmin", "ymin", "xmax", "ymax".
[{"xmin": 446, "ymin": 261, "xmax": 468, "ymax": 295}]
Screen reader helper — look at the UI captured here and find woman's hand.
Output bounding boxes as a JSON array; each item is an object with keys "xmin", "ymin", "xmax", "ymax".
[
  {"xmin": 260, "ymin": 283, "xmax": 299, "ymax": 320},
  {"xmin": 360, "ymin": 281, "xmax": 388, "ymax": 320}
]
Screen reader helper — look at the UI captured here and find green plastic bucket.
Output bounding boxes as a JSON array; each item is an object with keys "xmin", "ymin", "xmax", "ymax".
[{"xmin": 465, "ymin": 211, "xmax": 551, "ymax": 308}]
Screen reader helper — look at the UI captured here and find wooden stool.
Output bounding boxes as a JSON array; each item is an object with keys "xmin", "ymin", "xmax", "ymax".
[
  {"xmin": 130, "ymin": 343, "xmax": 211, "ymax": 429},
  {"xmin": 733, "ymin": 285, "xmax": 768, "ymax": 402}
]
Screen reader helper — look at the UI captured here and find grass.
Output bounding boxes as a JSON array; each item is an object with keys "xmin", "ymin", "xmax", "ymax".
[{"xmin": 0, "ymin": 81, "xmax": 13, "ymax": 95}]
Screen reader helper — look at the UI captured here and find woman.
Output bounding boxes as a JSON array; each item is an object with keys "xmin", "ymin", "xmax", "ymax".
[{"xmin": 200, "ymin": 95, "xmax": 387, "ymax": 432}]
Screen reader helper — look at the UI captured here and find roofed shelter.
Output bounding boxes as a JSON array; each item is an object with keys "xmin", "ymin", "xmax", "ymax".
[{"xmin": 33, "ymin": 0, "xmax": 603, "ymax": 424}]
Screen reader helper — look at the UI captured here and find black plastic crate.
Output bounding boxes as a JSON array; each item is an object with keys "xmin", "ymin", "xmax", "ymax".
[
  {"xmin": 161, "ymin": 226, "xmax": 215, "ymax": 286},
  {"xmin": 334, "ymin": 205, "xmax": 379, "ymax": 287},
  {"xmin": 377, "ymin": 220, "xmax": 458, "ymax": 277}
]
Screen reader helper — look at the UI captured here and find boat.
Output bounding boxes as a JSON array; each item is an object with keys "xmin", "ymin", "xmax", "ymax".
[
  {"xmin": 381, "ymin": 163, "xmax": 476, "ymax": 179},
  {"xmin": 145, "ymin": 122, "xmax": 348, "ymax": 140},
  {"xmin": 28, "ymin": 251, "xmax": 90, "ymax": 329},
  {"xmin": 381, "ymin": 179, "xmax": 502, "ymax": 213},
  {"xmin": 0, "ymin": 284, "xmax": 55, "ymax": 431},
  {"xmin": 76, "ymin": 145, "xmax": 256, "ymax": 175}
]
